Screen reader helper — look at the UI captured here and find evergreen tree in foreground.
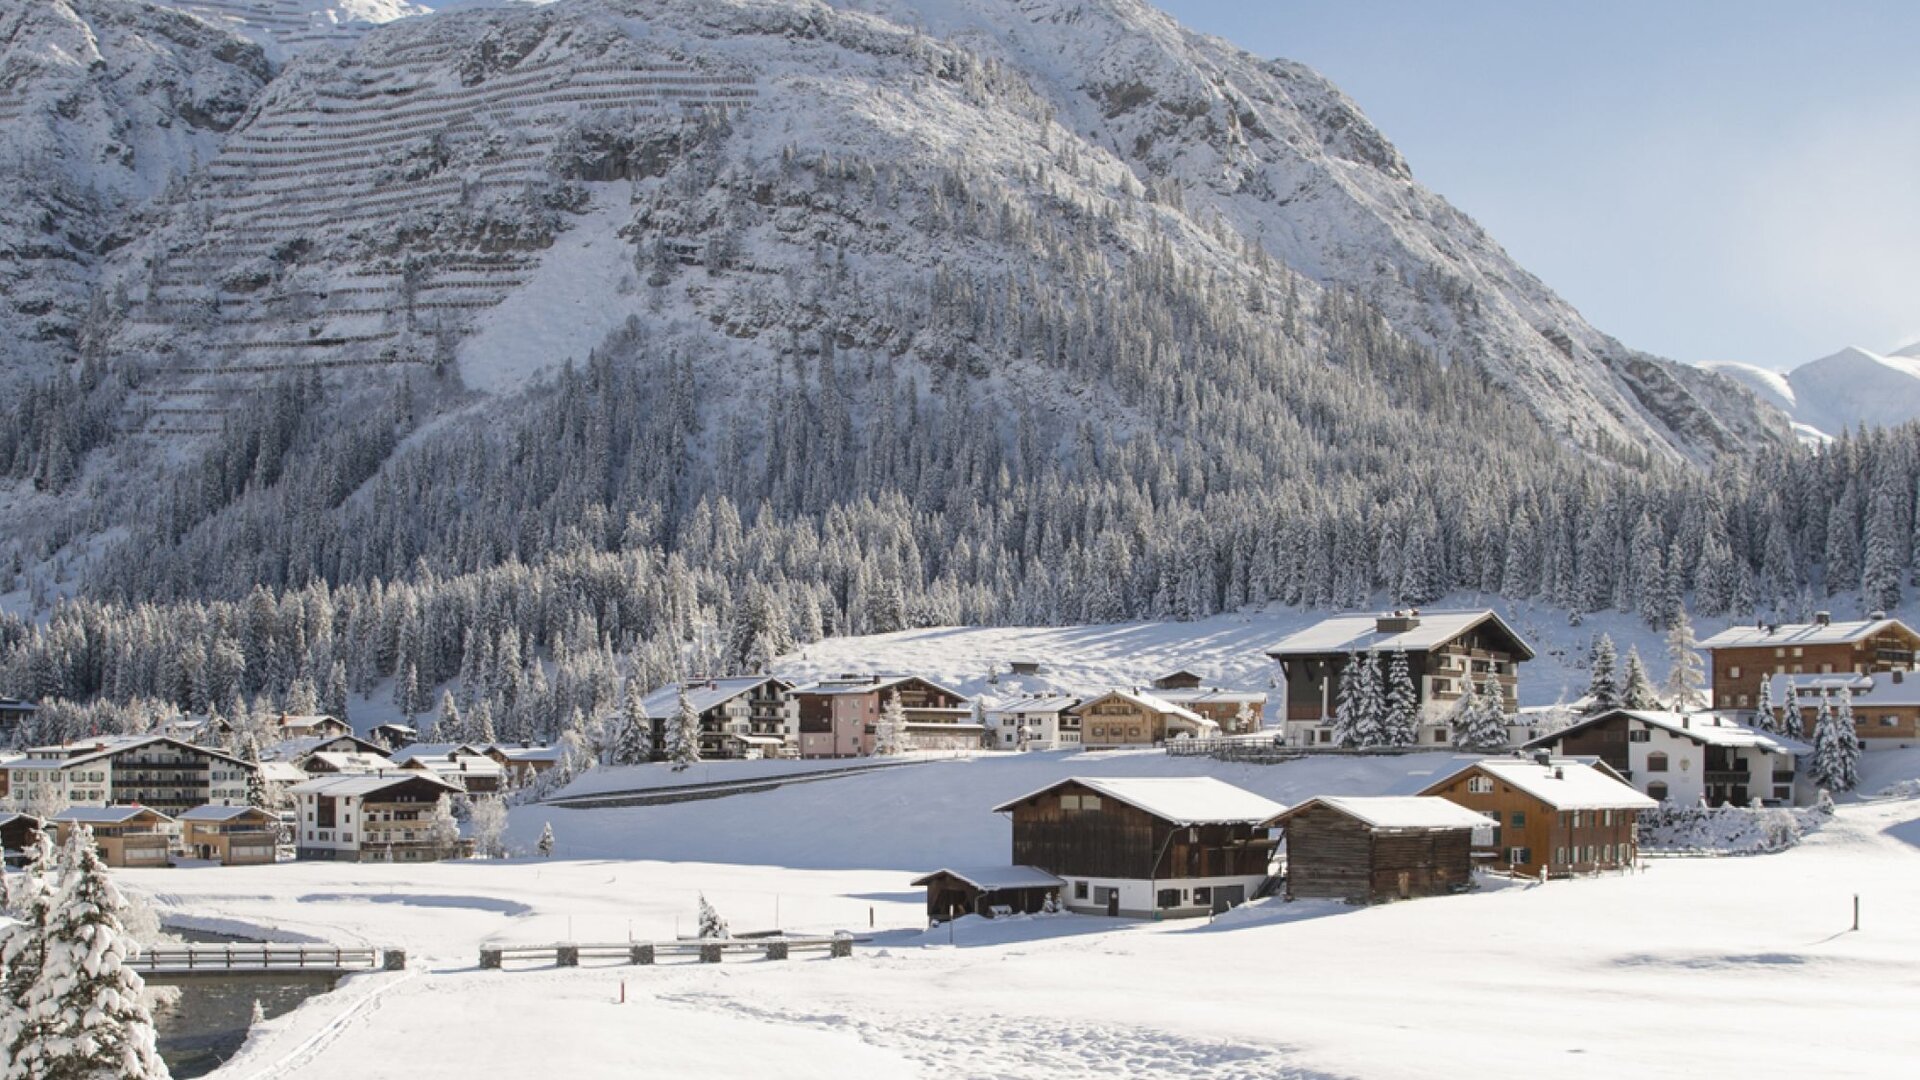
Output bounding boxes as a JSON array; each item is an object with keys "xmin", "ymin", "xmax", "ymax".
[
  {"xmin": 1583, "ymin": 634, "xmax": 1620, "ymax": 714},
  {"xmin": 1383, "ymin": 648, "xmax": 1419, "ymax": 747},
  {"xmin": 1752, "ymin": 675, "xmax": 1777, "ymax": 734},
  {"xmin": 1446, "ymin": 679, "xmax": 1483, "ymax": 749},
  {"xmin": 11, "ymin": 827, "xmax": 170, "ymax": 1080},
  {"xmin": 872, "ymin": 692, "xmax": 906, "ymax": 756},
  {"xmin": 1810, "ymin": 689, "xmax": 1861, "ymax": 793},
  {"xmin": 1621, "ymin": 647, "xmax": 1660, "ymax": 710},
  {"xmin": 1454, "ymin": 671, "xmax": 1511, "ymax": 751},
  {"xmin": 669, "ymin": 686, "xmax": 702, "ymax": 772},
  {"xmin": 612, "ymin": 688, "xmax": 653, "ymax": 766},
  {"xmin": 1349, "ymin": 651, "xmax": 1386, "ymax": 748},
  {"xmin": 0, "ymin": 829, "xmax": 58, "ymax": 1072},
  {"xmin": 697, "ymin": 893, "xmax": 730, "ymax": 939},
  {"xmin": 1332, "ymin": 650, "xmax": 1363, "ymax": 748},
  {"xmin": 537, "ymin": 822, "xmax": 555, "ymax": 858},
  {"xmin": 1662, "ymin": 612, "xmax": 1706, "ymax": 710},
  {"xmin": 1780, "ymin": 679, "xmax": 1805, "ymax": 740}
]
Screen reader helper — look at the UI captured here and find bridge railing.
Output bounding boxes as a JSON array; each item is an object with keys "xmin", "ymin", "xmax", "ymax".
[
  {"xmin": 127, "ymin": 944, "xmax": 391, "ymax": 973},
  {"xmin": 480, "ymin": 935, "xmax": 854, "ymax": 969}
]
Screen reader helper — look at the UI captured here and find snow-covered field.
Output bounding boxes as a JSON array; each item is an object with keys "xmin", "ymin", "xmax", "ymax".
[{"xmin": 119, "ymin": 748, "xmax": 1920, "ymax": 1079}]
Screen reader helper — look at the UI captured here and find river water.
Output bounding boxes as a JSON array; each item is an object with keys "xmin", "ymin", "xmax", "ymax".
[{"xmin": 148, "ymin": 930, "xmax": 340, "ymax": 1079}]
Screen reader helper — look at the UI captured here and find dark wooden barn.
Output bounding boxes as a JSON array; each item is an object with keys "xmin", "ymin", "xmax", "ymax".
[
  {"xmin": 1275, "ymin": 796, "xmax": 1489, "ymax": 904},
  {"xmin": 911, "ymin": 867, "xmax": 1064, "ymax": 923},
  {"xmin": 0, "ymin": 812, "xmax": 46, "ymax": 867}
]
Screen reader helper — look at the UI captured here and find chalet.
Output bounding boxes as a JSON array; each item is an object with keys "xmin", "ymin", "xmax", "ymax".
[
  {"xmin": 367, "ymin": 723, "xmax": 418, "ymax": 750},
  {"xmin": 1421, "ymin": 757, "xmax": 1655, "ymax": 879},
  {"xmin": 788, "ymin": 675, "xmax": 976, "ymax": 758},
  {"xmin": 179, "ymin": 805, "xmax": 280, "ymax": 866},
  {"xmin": 1702, "ymin": 612, "xmax": 1920, "ymax": 711},
  {"xmin": 276, "ymin": 714, "xmax": 353, "ymax": 740},
  {"xmin": 911, "ymin": 866, "xmax": 1064, "ymax": 923},
  {"xmin": 1150, "ymin": 670, "xmax": 1207, "ymax": 691},
  {"xmin": 291, "ymin": 772, "xmax": 461, "ymax": 862},
  {"xmin": 1525, "ymin": 709, "xmax": 1808, "ymax": 806},
  {"xmin": 1274, "ymin": 796, "xmax": 1492, "ymax": 904},
  {"xmin": 387, "ymin": 743, "xmax": 502, "ymax": 794},
  {"xmin": 1766, "ymin": 672, "xmax": 1920, "ymax": 751},
  {"xmin": 1267, "ymin": 609, "xmax": 1534, "ymax": 747},
  {"xmin": 302, "ymin": 751, "xmax": 395, "ymax": 776},
  {"xmin": 2, "ymin": 735, "xmax": 254, "ymax": 815},
  {"xmin": 1150, "ymin": 688, "xmax": 1269, "ymax": 734},
  {"xmin": 639, "ymin": 676, "xmax": 795, "ymax": 760},
  {"xmin": 0, "ymin": 697, "xmax": 38, "ymax": 743},
  {"xmin": 1069, "ymin": 690, "xmax": 1217, "ymax": 749},
  {"xmin": 52, "ymin": 806, "xmax": 175, "ymax": 868},
  {"xmin": 483, "ymin": 743, "xmax": 564, "ymax": 786},
  {"xmin": 1005, "ymin": 658, "xmax": 1046, "ymax": 677},
  {"xmin": 986, "ymin": 695, "xmax": 1081, "ymax": 751},
  {"xmin": 260, "ymin": 734, "xmax": 389, "ymax": 771},
  {"xmin": 159, "ymin": 714, "xmax": 235, "ymax": 747},
  {"xmin": 991, "ymin": 776, "xmax": 1285, "ymax": 918},
  {"xmin": 0, "ymin": 812, "xmax": 45, "ymax": 867}
]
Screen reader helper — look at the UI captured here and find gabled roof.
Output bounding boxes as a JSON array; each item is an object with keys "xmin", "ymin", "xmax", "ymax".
[
  {"xmin": 259, "ymin": 734, "xmax": 386, "ymax": 762},
  {"xmin": 4, "ymin": 735, "xmax": 250, "ymax": 771},
  {"xmin": 257, "ymin": 762, "xmax": 309, "ymax": 785},
  {"xmin": 787, "ymin": 674, "xmax": 969, "ymax": 701},
  {"xmin": 1151, "ymin": 688, "xmax": 1270, "ymax": 706},
  {"xmin": 992, "ymin": 776, "xmax": 1285, "ymax": 825},
  {"xmin": 290, "ymin": 772, "xmax": 461, "ymax": 797},
  {"xmin": 53, "ymin": 806, "xmax": 174, "ymax": 825},
  {"xmin": 1701, "ymin": 616, "xmax": 1918, "ymax": 649},
  {"xmin": 638, "ymin": 675, "xmax": 793, "ymax": 718},
  {"xmin": 988, "ymin": 694, "xmax": 1081, "ymax": 715},
  {"xmin": 306, "ymin": 751, "xmax": 394, "ymax": 773},
  {"xmin": 1267, "ymin": 609, "xmax": 1535, "ymax": 661},
  {"xmin": 1066, "ymin": 689, "xmax": 1206, "ymax": 723},
  {"xmin": 910, "ymin": 866, "xmax": 1065, "ymax": 890},
  {"xmin": 1275, "ymin": 796, "xmax": 1494, "ymax": 831},
  {"xmin": 0, "ymin": 811, "xmax": 45, "ymax": 829},
  {"xmin": 1424, "ymin": 758, "xmax": 1657, "ymax": 812},
  {"xmin": 1530, "ymin": 709, "xmax": 1811, "ymax": 756},
  {"xmin": 484, "ymin": 744, "xmax": 564, "ymax": 762},
  {"xmin": 178, "ymin": 804, "xmax": 276, "ymax": 824},
  {"xmin": 387, "ymin": 743, "xmax": 487, "ymax": 765}
]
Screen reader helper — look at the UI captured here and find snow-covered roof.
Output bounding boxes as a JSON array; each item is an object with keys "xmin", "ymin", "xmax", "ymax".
[
  {"xmin": 52, "ymin": 806, "xmax": 173, "ymax": 825},
  {"xmin": 0, "ymin": 811, "xmax": 44, "ymax": 829},
  {"xmin": 1278, "ymin": 796, "xmax": 1493, "ymax": 831},
  {"xmin": 1533, "ymin": 710, "xmax": 1810, "ymax": 756},
  {"xmin": 1267, "ymin": 610, "xmax": 1534, "ymax": 660},
  {"xmin": 910, "ymin": 866, "xmax": 1065, "ymax": 890},
  {"xmin": 988, "ymin": 694, "xmax": 1081, "ymax": 716},
  {"xmin": 485, "ymin": 744, "xmax": 564, "ymax": 762},
  {"xmin": 1428, "ymin": 759, "xmax": 1657, "ymax": 812},
  {"xmin": 1151, "ymin": 688, "xmax": 1270, "ymax": 706},
  {"xmin": 1068, "ymin": 689, "xmax": 1206, "ymax": 723},
  {"xmin": 726, "ymin": 733, "xmax": 787, "ymax": 746},
  {"xmin": 260, "ymin": 734, "xmax": 384, "ymax": 762},
  {"xmin": 307, "ymin": 751, "xmax": 394, "ymax": 772},
  {"xmin": 1765, "ymin": 671, "xmax": 1920, "ymax": 709},
  {"xmin": 387, "ymin": 743, "xmax": 486, "ymax": 765},
  {"xmin": 258, "ymin": 762, "xmax": 309, "ymax": 785},
  {"xmin": 994, "ymin": 776, "xmax": 1286, "ymax": 825},
  {"xmin": 3, "ymin": 735, "xmax": 249, "ymax": 770},
  {"xmin": 291, "ymin": 772, "xmax": 461, "ymax": 797},
  {"xmin": 1700, "ymin": 617, "xmax": 1916, "ymax": 649},
  {"xmin": 178, "ymin": 804, "xmax": 274, "ymax": 823},
  {"xmin": 787, "ymin": 674, "xmax": 970, "ymax": 701},
  {"xmin": 638, "ymin": 676, "xmax": 790, "ymax": 718}
]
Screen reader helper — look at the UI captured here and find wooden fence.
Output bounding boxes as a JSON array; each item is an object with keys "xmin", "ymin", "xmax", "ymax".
[{"xmin": 480, "ymin": 936, "xmax": 853, "ymax": 969}]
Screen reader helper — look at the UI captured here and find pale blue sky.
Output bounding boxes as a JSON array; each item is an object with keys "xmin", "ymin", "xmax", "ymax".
[{"xmin": 1153, "ymin": 1, "xmax": 1920, "ymax": 370}]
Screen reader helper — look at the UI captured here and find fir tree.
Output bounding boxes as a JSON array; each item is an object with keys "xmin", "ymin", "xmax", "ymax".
[
  {"xmin": 0, "ymin": 829, "xmax": 58, "ymax": 1071},
  {"xmin": 1382, "ymin": 648, "xmax": 1419, "ymax": 747},
  {"xmin": 697, "ymin": 893, "xmax": 730, "ymax": 939},
  {"xmin": 1662, "ymin": 612, "xmax": 1707, "ymax": 711},
  {"xmin": 1445, "ymin": 679, "xmax": 1482, "ymax": 748},
  {"xmin": 536, "ymin": 821, "xmax": 555, "ymax": 857},
  {"xmin": 13, "ymin": 827, "xmax": 170, "ymax": 1080},
  {"xmin": 873, "ymin": 692, "xmax": 906, "ymax": 756},
  {"xmin": 470, "ymin": 797, "xmax": 507, "ymax": 859},
  {"xmin": 1349, "ymin": 651, "xmax": 1386, "ymax": 748},
  {"xmin": 1332, "ymin": 650, "xmax": 1363, "ymax": 748},
  {"xmin": 1621, "ymin": 647, "xmax": 1660, "ymax": 710},
  {"xmin": 669, "ymin": 686, "xmax": 702, "ymax": 772},
  {"xmin": 1780, "ymin": 679, "xmax": 1805, "ymax": 740},
  {"xmin": 436, "ymin": 690, "xmax": 464, "ymax": 744},
  {"xmin": 427, "ymin": 795, "xmax": 460, "ymax": 857},
  {"xmin": 612, "ymin": 688, "xmax": 653, "ymax": 766},
  {"xmin": 1583, "ymin": 634, "xmax": 1620, "ymax": 714},
  {"xmin": 245, "ymin": 762, "xmax": 270, "ymax": 809},
  {"xmin": 1454, "ymin": 672, "xmax": 1510, "ymax": 751},
  {"xmin": 1809, "ymin": 689, "xmax": 1860, "ymax": 793},
  {"xmin": 1753, "ymin": 676, "xmax": 1777, "ymax": 734}
]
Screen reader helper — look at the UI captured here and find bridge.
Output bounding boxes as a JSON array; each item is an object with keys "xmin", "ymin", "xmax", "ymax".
[
  {"xmin": 481, "ymin": 935, "xmax": 854, "ymax": 969},
  {"xmin": 129, "ymin": 943, "xmax": 402, "ymax": 979}
]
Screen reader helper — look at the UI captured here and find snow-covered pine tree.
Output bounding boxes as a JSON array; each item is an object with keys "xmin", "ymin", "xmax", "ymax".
[
  {"xmin": 537, "ymin": 821, "xmax": 554, "ymax": 858},
  {"xmin": 873, "ymin": 692, "xmax": 906, "ymax": 756},
  {"xmin": 245, "ymin": 762, "xmax": 270, "ymax": 809},
  {"xmin": 13, "ymin": 827, "xmax": 169, "ymax": 1080},
  {"xmin": 1445, "ymin": 679, "xmax": 1483, "ymax": 749},
  {"xmin": 1332, "ymin": 650, "xmax": 1363, "ymax": 748},
  {"xmin": 397, "ymin": 661, "xmax": 423, "ymax": 721},
  {"xmin": 1232, "ymin": 700, "xmax": 1254, "ymax": 736},
  {"xmin": 427, "ymin": 795, "xmax": 460, "ymax": 857},
  {"xmin": 668, "ymin": 685, "xmax": 702, "ymax": 772},
  {"xmin": 1621, "ymin": 647, "xmax": 1660, "ymax": 710},
  {"xmin": 697, "ymin": 893, "xmax": 730, "ymax": 939},
  {"xmin": 1809, "ymin": 690, "xmax": 1860, "ymax": 793},
  {"xmin": 469, "ymin": 797, "xmax": 507, "ymax": 859},
  {"xmin": 437, "ymin": 690, "xmax": 464, "ymax": 744},
  {"xmin": 1350, "ymin": 651, "xmax": 1386, "ymax": 748},
  {"xmin": 1780, "ymin": 679, "xmax": 1805, "ymax": 739},
  {"xmin": 0, "ymin": 829, "xmax": 58, "ymax": 1070},
  {"xmin": 1753, "ymin": 676, "xmax": 1777, "ymax": 734},
  {"xmin": 1382, "ymin": 649, "xmax": 1418, "ymax": 747},
  {"xmin": 1583, "ymin": 634, "xmax": 1620, "ymax": 714},
  {"xmin": 612, "ymin": 688, "xmax": 653, "ymax": 766},
  {"xmin": 1662, "ymin": 612, "xmax": 1706, "ymax": 711},
  {"xmin": 1454, "ymin": 671, "xmax": 1511, "ymax": 751}
]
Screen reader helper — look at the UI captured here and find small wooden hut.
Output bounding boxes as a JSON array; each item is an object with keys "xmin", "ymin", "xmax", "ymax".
[
  {"xmin": 1275, "ymin": 796, "xmax": 1489, "ymax": 904},
  {"xmin": 911, "ymin": 867, "xmax": 1064, "ymax": 923}
]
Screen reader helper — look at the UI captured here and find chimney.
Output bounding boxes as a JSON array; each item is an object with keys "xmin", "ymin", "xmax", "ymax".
[
  {"xmin": 1895, "ymin": 671, "xmax": 1905, "ymax": 685},
  {"xmin": 1532, "ymin": 749, "xmax": 1551, "ymax": 767},
  {"xmin": 1815, "ymin": 611, "xmax": 1831, "ymax": 626},
  {"xmin": 1870, "ymin": 610, "xmax": 1887, "ymax": 621},
  {"xmin": 1376, "ymin": 610, "xmax": 1422, "ymax": 634},
  {"xmin": 1553, "ymin": 766, "xmax": 1564, "ymax": 780}
]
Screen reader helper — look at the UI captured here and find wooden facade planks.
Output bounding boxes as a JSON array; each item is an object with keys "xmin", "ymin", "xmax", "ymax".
[
  {"xmin": 1005, "ymin": 780, "xmax": 1273, "ymax": 881},
  {"xmin": 1282, "ymin": 804, "xmax": 1473, "ymax": 903}
]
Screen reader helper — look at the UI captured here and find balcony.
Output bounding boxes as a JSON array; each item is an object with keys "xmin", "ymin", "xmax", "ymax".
[{"xmin": 1704, "ymin": 770, "xmax": 1749, "ymax": 785}]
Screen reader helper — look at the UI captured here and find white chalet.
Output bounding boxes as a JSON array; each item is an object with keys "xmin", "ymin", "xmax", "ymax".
[
  {"xmin": 291, "ymin": 772, "xmax": 462, "ymax": 862},
  {"xmin": 986, "ymin": 695, "xmax": 1082, "ymax": 750},
  {"xmin": 1524, "ymin": 709, "xmax": 1810, "ymax": 807},
  {"xmin": 2, "ymin": 735, "xmax": 253, "ymax": 815}
]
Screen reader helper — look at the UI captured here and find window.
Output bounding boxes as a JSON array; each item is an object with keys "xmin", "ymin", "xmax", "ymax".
[
  {"xmin": 1774, "ymin": 648, "xmax": 1785, "ymax": 658},
  {"xmin": 1604, "ymin": 844, "xmax": 1615, "ymax": 862},
  {"xmin": 1629, "ymin": 729, "xmax": 1650, "ymax": 742},
  {"xmin": 1792, "ymin": 647, "xmax": 1804, "ymax": 658},
  {"xmin": 1510, "ymin": 811, "xmax": 1526, "ymax": 828},
  {"xmin": 1128, "ymin": 727, "xmax": 1141, "ymax": 738},
  {"xmin": 1157, "ymin": 889, "xmax": 1181, "ymax": 909},
  {"xmin": 1571, "ymin": 811, "xmax": 1583, "ymax": 828},
  {"xmin": 1082, "ymin": 796, "xmax": 1101, "ymax": 811},
  {"xmin": 1506, "ymin": 847, "xmax": 1530, "ymax": 865},
  {"xmin": 1646, "ymin": 752, "xmax": 1669, "ymax": 773},
  {"xmin": 1728, "ymin": 665, "xmax": 1742, "ymax": 679},
  {"xmin": 1192, "ymin": 887, "xmax": 1212, "ymax": 907},
  {"xmin": 1467, "ymin": 776, "xmax": 1494, "ymax": 794},
  {"xmin": 1060, "ymin": 794, "xmax": 1081, "ymax": 811},
  {"xmin": 1554, "ymin": 847, "xmax": 1567, "ymax": 866},
  {"xmin": 1584, "ymin": 845, "xmax": 1596, "ymax": 862},
  {"xmin": 1602, "ymin": 810, "xmax": 1614, "ymax": 827},
  {"xmin": 1432, "ymin": 728, "xmax": 1449, "ymax": 743},
  {"xmin": 1648, "ymin": 782, "xmax": 1669, "ymax": 801},
  {"xmin": 1074, "ymin": 881, "xmax": 1088, "ymax": 900},
  {"xmin": 1820, "ymin": 663, "xmax": 1833, "ymax": 674},
  {"xmin": 1881, "ymin": 716, "xmax": 1899, "ymax": 728}
]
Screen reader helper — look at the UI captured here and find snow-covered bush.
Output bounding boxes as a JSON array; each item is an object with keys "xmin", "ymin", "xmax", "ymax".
[
  {"xmin": 1637, "ymin": 805, "xmax": 1825, "ymax": 856},
  {"xmin": 697, "ymin": 893, "xmax": 730, "ymax": 939}
]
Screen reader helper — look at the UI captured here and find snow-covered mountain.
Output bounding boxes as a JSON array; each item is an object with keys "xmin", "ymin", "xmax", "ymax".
[{"xmin": 1706, "ymin": 341, "xmax": 1920, "ymax": 440}]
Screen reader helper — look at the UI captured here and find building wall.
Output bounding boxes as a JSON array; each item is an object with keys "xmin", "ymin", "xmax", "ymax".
[
  {"xmin": 1426, "ymin": 768, "xmax": 1640, "ymax": 878},
  {"xmin": 1710, "ymin": 629, "xmax": 1920, "ymax": 709},
  {"xmin": 1053, "ymin": 873, "xmax": 1266, "ymax": 918},
  {"xmin": 1007, "ymin": 782, "xmax": 1275, "ymax": 884}
]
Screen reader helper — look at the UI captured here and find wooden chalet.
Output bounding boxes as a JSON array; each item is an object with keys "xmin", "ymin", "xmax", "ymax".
[
  {"xmin": 52, "ymin": 806, "xmax": 175, "ymax": 868},
  {"xmin": 483, "ymin": 743, "xmax": 564, "ymax": 785},
  {"xmin": 1274, "ymin": 796, "xmax": 1490, "ymax": 904},
  {"xmin": 0, "ymin": 811, "xmax": 46, "ymax": 868},
  {"xmin": 1526, "ymin": 709, "xmax": 1808, "ymax": 806},
  {"xmin": 388, "ymin": 743, "xmax": 502, "ymax": 794},
  {"xmin": 639, "ymin": 676, "xmax": 796, "ymax": 760},
  {"xmin": 911, "ymin": 866, "xmax": 1064, "ymax": 923},
  {"xmin": 276, "ymin": 714, "xmax": 353, "ymax": 740},
  {"xmin": 991, "ymin": 777, "xmax": 1284, "ymax": 918},
  {"xmin": 1150, "ymin": 688, "xmax": 1269, "ymax": 733},
  {"xmin": 1765, "ymin": 671, "xmax": 1920, "ymax": 751},
  {"xmin": 367, "ymin": 723, "xmax": 418, "ymax": 750},
  {"xmin": 788, "ymin": 674, "xmax": 975, "ymax": 758},
  {"xmin": 1701, "ymin": 612, "xmax": 1920, "ymax": 712},
  {"xmin": 1267, "ymin": 609, "xmax": 1534, "ymax": 747},
  {"xmin": 1069, "ymin": 689, "xmax": 1217, "ymax": 749},
  {"xmin": 1421, "ymin": 756, "xmax": 1655, "ymax": 879},
  {"xmin": 0, "ymin": 697, "xmax": 37, "ymax": 743},
  {"xmin": 179, "ymin": 804, "xmax": 280, "ymax": 865},
  {"xmin": 1150, "ymin": 670, "xmax": 1206, "ymax": 691}
]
